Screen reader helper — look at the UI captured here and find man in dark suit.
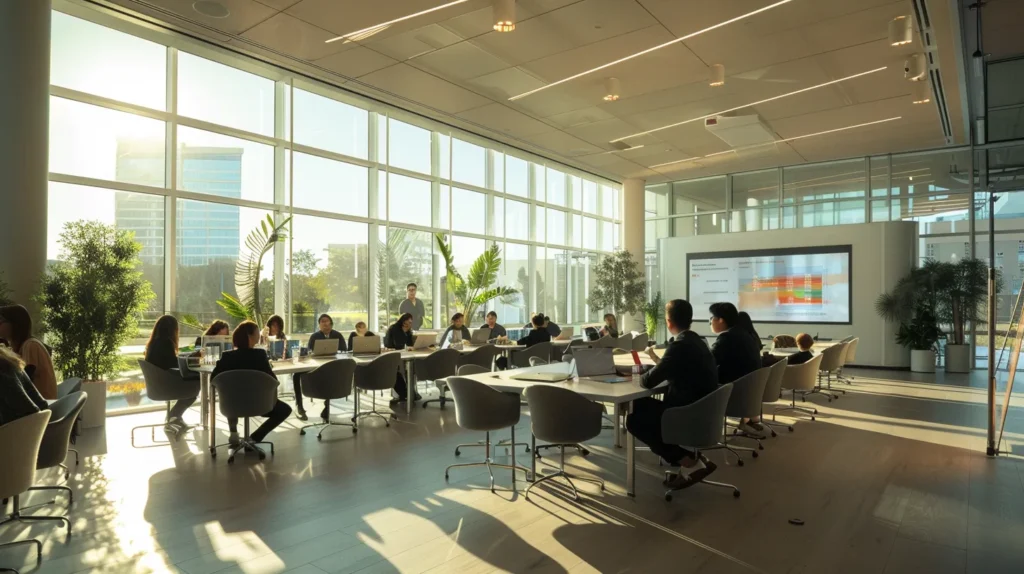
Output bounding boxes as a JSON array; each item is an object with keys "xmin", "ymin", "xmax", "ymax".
[
  {"xmin": 626, "ymin": 299, "xmax": 720, "ymax": 489},
  {"xmin": 709, "ymin": 302, "xmax": 764, "ymax": 436}
]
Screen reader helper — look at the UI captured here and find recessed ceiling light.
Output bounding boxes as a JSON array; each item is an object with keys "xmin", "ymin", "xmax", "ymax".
[
  {"xmin": 325, "ymin": 0, "xmax": 471, "ymax": 44},
  {"xmin": 493, "ymin": 0, "xmax": 515, "ymax": 32},
  {"xmin": 611, "ymin": 66, "xmax": 887, "ymax": 143},
  {"xmin": 889, "ymin": 16, "xmax": 912, "ymax": 46},
  {"xmin": 507, "ymin": 0, "xmax": 793, "ymax": 101},
  {"xmin": 603, "ymin": 77, "xmax": 621, "ymax": 101},
  {"xmin": 709, "ymin": 64, "xmax": 725, "ymax": 87},
  {"xmin": 649, "ymin": 117, "xmax": 902, "ymax": 169},
  {"xmin": 193, "ymin": 1, "xmax": 229, "ymax": 18}
]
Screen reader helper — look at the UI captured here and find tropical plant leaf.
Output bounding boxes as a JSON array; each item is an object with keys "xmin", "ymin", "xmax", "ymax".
[
  {"xmin": 216, "ymin": 292, "xmax": 252, "ymax": 321},
  {"xmin": 233, "ymin": 215, "xmax": 290, "ymax": 326},
  {"xmin": 177, "ymin": 313, "xmax": 206, "ymax": 333}
]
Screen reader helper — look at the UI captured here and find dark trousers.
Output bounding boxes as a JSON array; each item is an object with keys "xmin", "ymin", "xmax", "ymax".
[
  {"xmin": 625, "ymin": 397, "xmax": 694, "ymax": 465},
  {"xmin": 393, "ymin": 373, "xmax": 408, "ymax": 399},
  {"xmin": 167, "ymin": 397, "xmax": 196, "ymax": 421},
  {"xmin": 227, "ymin": 400, "xmax": 292, "ymax": 442},
  {"xmin": 293, "ymin": 373, "xmax": 328, "ymax": 418}
]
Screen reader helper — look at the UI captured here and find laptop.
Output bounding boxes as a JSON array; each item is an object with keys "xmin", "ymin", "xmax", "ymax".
[
  {"xmin": 311, "ymin": 338, "xmax": 340, "ymax": 357},
  {"xmin": 351, "ymin": 335, "xmax": 381, "ymax": 355},
  {"xmin": 470, "ymin": 327, "xmax": 491, "ymax": 345},
  {"xmin": 572, "ymin": 347, "xmax": 632, "ymax": 382},
  {"xmin": 555, "ymin": 326, "xmax": 575, "ymax": 341},
  {"xmin": 410, "ymin": 331, "xmax": 436, "ymax": 350},
  {"xmin": 511, "ymin": 372, "xmax": 573, "ymax": 383}
]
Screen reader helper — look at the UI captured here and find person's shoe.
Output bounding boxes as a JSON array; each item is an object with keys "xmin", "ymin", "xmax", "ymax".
[
  {"xmin": 164, "ymin": 422, "xmax": 181, "ymax": 438},
  {"xmin": 320, "ymin": 407, "xmax": 330, "ymax": 424},
  {"xmin": 228, "ymin": 432, "xmax": 240, "ymax": 447},
  {"xmin": 295, "ymin": 410, "xmax": 308, "ymax": 422},
  {"xmin": 666, "ymin": 458, "xmax": 718, "ymax": 490},
  {"xmin": 169, "ymin": 417, "xmax": 192, "ymax": 433},
  {"xmin": 738, "ymin": 421, "xmax": 767, "ymax": 439},
  {"xmin": 413, "ymin": 392, "xmax": 423, "ymax": 402}
]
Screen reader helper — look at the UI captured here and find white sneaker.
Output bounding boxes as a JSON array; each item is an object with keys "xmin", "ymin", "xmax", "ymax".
[
  {"xmin": 228, "ymin": 432, "xmax": 240, "ymax": 447},
  {"xmin": 738, "ymin": 421, "xmax": 767, "ymax": 439}
]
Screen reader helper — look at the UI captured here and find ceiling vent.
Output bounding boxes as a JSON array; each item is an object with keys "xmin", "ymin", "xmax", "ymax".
[{"xmin": 704, "ymin": 115, "xmax": 777, "ymax": 148}]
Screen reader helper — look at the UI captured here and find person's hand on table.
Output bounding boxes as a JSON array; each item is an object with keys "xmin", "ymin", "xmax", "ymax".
[{"xmin": 646, "ymin": 346, "xmax": 661, "ymax": 365}]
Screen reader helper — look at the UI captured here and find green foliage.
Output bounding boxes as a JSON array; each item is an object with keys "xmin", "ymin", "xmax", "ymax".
[
  {"xmin": 435, "ymin": 234, "xmax": 518, "ymax": 324},
  {"xmin": 642, "ymin": 291, "xmax": 664, "ymax": 339},
  {"xmin": 216, "ymin": 214, "xmax": 290, "ymax": 326},
  {"xmin": 38, "ymin": 221, "xmax": 155, "ymax": 380},
  {"xmin": 589, "ymin": 250, "xmax": 647, "ymax": 316},
  {"xmin": 377, "ymin": 228, "xmax": 434, "ymax": 327},
  {"xmin": 0, "ymin": 272, "xmax": 12, "ymax": 306},
  {"xmin": 895, "ymin": 303, "xmax": 943, "ymax": 351}
]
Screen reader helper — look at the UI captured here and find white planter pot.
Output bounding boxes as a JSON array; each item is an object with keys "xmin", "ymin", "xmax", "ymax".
[
  {"xmin": 945, "ymin": 344, "xmax": 971, "ymax": 373},
  {"xmin": 80, "ymin": 380, "xmax": 107, "ymax": 429},
  {"xmin": 910, "ymin": 349, "xmax": 936, "ymax": 373}
]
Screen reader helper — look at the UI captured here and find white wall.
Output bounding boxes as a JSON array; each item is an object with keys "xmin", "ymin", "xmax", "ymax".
[{"xmin": 658, "ymin": 221, "xmax": 917, "ymax": 367}]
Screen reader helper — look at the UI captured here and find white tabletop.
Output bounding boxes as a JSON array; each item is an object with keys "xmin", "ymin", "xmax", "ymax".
[{"xmin": 459, "ymin": 362, "xmax": 662, "ymax": 404}]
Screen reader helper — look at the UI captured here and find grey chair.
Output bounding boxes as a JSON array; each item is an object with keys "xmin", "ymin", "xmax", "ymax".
[
  {"xmin": 25, "ymin": 392, "xmax": 87, "ymax": 524},
  {"xmin": 417, "ymin": 348, "xmax": 460, "ymax": 409},
  {"xmin": 353, "ymin": 352, "xmax": 402, "ymax": 426},
  {"xmin": 775, "ymin": 354, "xmax": 824, "ymax": 422},
  {"xmin": 613, "ymin": 333, "xmax": 633, "ymax": 351},
  {"xmin": 661, "ymin": 383, "xmax": 739, "ymax": 501},
  {"xmin": 457, "ymin": 364, "xmax": 489, "ymax": 377},
  {"xmin": 298, "ymin": 359, "xmax": 356, "ymax": 440},
  {"xmin": 512, "ymin": 342, "xmax": 553, "ymax": 368},
  {"xmin": 631, "ymin": 333, "xmax": 649, "ymax": 351},
  {"xmin": 175, "ymin": 356, "xmax": 200, "ymax": 381},
  {"xmin": 759, "ymin": 359, "xmax": 791, "ymax": 436},
  {"xmin": 837, "ymin": 338, "xmax": 859, "ymax": 385},
  {"xmin": 590, "ymin": 335, "xmax": 615, "ymax": 349},
  {"xmin": 135, "ymin": 359, "xmax": 201, "ymax": 447},
  {"xmin": 723, "ymin": 367, "xmax": 771, "ymax": 459},
  {"xmin": 55, "ymin": 377, "xmax": 83, "ymax": 467},
  {"xmin": 813, "ymin": 342, "xmax": 848, "ymax": 400},
  {"xmin": 524, "ymin": 385, "xmax": 605, "ymax": 501},
  {"xmin": 0, "ymin": 411, "xmax": 52, "ymax": 569},
  {"xmin": 528, "ymin": 356, "xmax": 548, "ymax": 367},
  {"xmin": 451, "ymin": 364, "xmax": 530, "ymax": 457},
  {"xmin": 562, "ymin": 338, "xmax": 590, "ymax": 360},
  {"xmin": 458, "ymin": 344, "xmax": 500, "ymax": 371},
  {"xmin": 444, "ymin": 377, "xmax": 531, "ymax": 492},
  {"xmin": 212, "ymin": 370, "xmax": 279, "ymax": 464}
]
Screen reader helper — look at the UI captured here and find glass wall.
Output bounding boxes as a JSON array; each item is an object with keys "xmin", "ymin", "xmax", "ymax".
[{"xmin": 47, "ymin": 8, "xmax": 620, "ymax": 412}]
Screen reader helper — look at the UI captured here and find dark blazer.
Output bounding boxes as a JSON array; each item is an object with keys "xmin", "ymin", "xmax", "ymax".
[
  {"xmin": 145, "ymin": 338, "xmax": 180, "ymax": 371},
  {"xmin": 479, "ymin": 323, "xmax": 507, "ymax": 338},
  {"xmin": 384, "ymin": 324, "xmax": 414, "ymax": 350},
  {"xmin": 712, "ymin": 329, "xmax": 762, "ymax": 384},
  {"xmin": 640, "ymin": 331, "xmax": 719, "ymax": 408},
  {"xmin": 517, "ymin": 327, "xmax": 552, "ymax": 348},
  {"xmin": 347, "ymin": 331, "xmax": 376, "ymax": 351},
  {"xmin": 0, "ymin": 366, "xmax": 49, "ymax": 427},
  {"xmin": 307, "ymin": 329, "xmax": 346, "ymax": 353},
  {"xmin": 523, "ymin": 322, "xmax": 562, "ymax": 338},
  {"xmin": 211, "ymin": 347, "xmax": 274, "ymax": 380},
  {"xmin": 786, "ymin": 350, "xmax": 814, "ymax": 365}
]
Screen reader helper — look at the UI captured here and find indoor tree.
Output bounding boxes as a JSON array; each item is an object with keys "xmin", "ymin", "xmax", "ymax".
[
  {"xmin": 588, "ymin": 249, "xmax": 647, "ymax": 317},
  {"xmin": 931, "ymin": 258, "xmax": 998, "ymax": 346},
  {"xmin": 435, "ymin": 234, "xmax": 518, "ymax": 324},
  {"xmin": 38, "ymin": 221, "xmax": 154, "ymax": 380}
]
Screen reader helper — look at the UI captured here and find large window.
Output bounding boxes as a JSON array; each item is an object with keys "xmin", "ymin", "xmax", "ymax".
[{"xmin": 46, "ymin": 6, "xmax": 621, "ymax": 413}]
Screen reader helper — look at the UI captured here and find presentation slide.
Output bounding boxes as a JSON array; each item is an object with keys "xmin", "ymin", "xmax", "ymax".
[{"xmin": 687, "ymin": 246, "xmax": 851, "ymax": 324}]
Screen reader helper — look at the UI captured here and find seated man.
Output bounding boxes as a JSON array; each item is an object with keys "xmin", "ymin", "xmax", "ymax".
[
  {"xmin": 709, "ymin": 302, "xmax": 764, "ymax": 436},
  {"xmin": 294, "ymin": 314, "xmax": 346, "ymax": 421},
  {"xmin": 480, "ymin": 311, "xmax": 506, "ymax": 338},
  {"xmin": 626, "ymin": 299, "xmax": 719, "ymax": 489}
]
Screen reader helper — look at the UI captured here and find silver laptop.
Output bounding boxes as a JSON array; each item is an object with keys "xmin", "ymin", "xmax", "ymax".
[
  {"xmin": 572, "ymin": 347, "xmax": 631, "ymax": 382},
  {"xmin": 556, "ymin": 326, "xmax": 575, "ymax": 341},
  {"xmin": 351, "ymin": 335, "xmax": 381, "ymax": 355},
  {"xmin": 511, "ymin": 372, "xmax": 573, "ymax": 383},
  {"xmin": 311, "ymin": 338, "xmax": 340, "ymax": 357},
  {"xmin": 411, "ymin": 331, "xmax": 436, "ymax": 350},
  {"xmin": 470, "ymin": 328, "xmax": 491, "ymax": 345}
]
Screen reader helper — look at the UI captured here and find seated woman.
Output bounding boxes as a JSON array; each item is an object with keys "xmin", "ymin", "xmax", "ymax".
[
  {"xmin": 787, "ymin": 333, "xmax": 816, "ymax": 365},
  {"xmin": 599, "ymin": 313, "xmax": 619, "ymax": 339},
  {"xmin": 736, "ymin": 311, "xmax": 764, "ymax": 350},
  {"xmin": 294, "ymin": 314, "xmax": 347, "ymax": 421},
  {"xmin": 263, "ymin": 314, "xmax": 286, "ymax": 342},
  {"xmin": 195, "ymin": 320, "xmax": 230, "ymax": 348},
  {"xmin": 383, "ymin": 313, "xmax": 420, "ymax": 403},
  {"xmin": 518, "ymin": 313, "xmax": 552, "ymax": 347},
  {"xmin": 211, "ymin": 321, "xmax": 292, "ymax": 446},
  {"xmin": 439, "ymin": 313, "xmax": 472, "ymax": 348},
  {"xmin": 144, "ymin": 315, "xmax": 198, "ymax": 435},
  {"xmin": 0, "ymin": 304, "xmax": 57, "ymax": 400},
  {"xmin": 347, "ymin": 321, "xmax": 376, "ymax": 351},
  {"xmin": 0, "ymin": 346, "xmax": 49, "ymax": 427}
]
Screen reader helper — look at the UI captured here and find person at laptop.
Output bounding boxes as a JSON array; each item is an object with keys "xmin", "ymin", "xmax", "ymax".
[
  {"xmin": 293, "ymin": 314, "xmax": 347, "ymax": 421},
  {"xmin": 211, "ymin": 321, "xmax": 293, "ymax": 448},
  {"xmin": 480, "ymin": 311, "xmax": 506, "ymax": 338},
  {"xmin": 144, "ymin": 315, "xmax": 197, "ymax": 436},
  {"xmin": 523, "ymin": 312, "xmax": 561, "ymax": 339},
  {"xmin": 440, "ymin": 313, "xmax": 472, "ymax": 348},
  {"xmin": 195, "ymin": 320, "xmax": 230, "ymax": 348},
  {"xmin": 709, "ymin": 302, "xmax": 764, "ymax": 437},
  {"xmin": 347, "ymin": 321, "xmax": 376, "ymax": 352},
  {"xmin": 599, "ymin": 313, "xmax": 619, "ymax": 339},
  {"xmin": 399, "ymin": 283, "xmax": 426, "ymax": 331},
  {"xmin": 518, "ymin": 314, "xmax": 552, "ymax": 347},
  {"xmin": 626, "ymin": 299, "xmax": 719, "ymax": 490},
  {"xmin": 384, "ymin": 313, "xmax": 421, "ymax": 403},
  {"xmin": 263, "ymin": 314, "xmax": 286, "ymax": 344}
]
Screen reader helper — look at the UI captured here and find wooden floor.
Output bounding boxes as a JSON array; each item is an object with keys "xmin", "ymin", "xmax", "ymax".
[{"xmin": 3, "ymin": 369, "xmax": 1024, "ymax": 574}]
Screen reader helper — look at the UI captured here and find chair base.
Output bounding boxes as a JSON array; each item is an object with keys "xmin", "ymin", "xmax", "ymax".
[
  {"xmin": 0, "ymin": 538, "xmax": 42, "ymax": 573},
  {"xmin": 455, "ymin": 437, "xmax": 530, "ymax": 457},
  {"xmin": 0, "ymin": 495, "xmax": 71, "ymax": 537},
  {"xmin": 353, "ymin": 393, "xmax": 398, "ymax": 427},
  {"xmin": 300, "ymin": 413, "xmax": 356, "ymax": 440},
  {"xmin": 211, "ymin": 438, "xmax": 274, "ymax": 464},
  {"xmin": 774, "ymin": 390, "xmax": 817, "ymax": 425},
  {"xmin": 525, "ymin": 445, "xmax": 604, "ymax": 501},
  {"xmin": 534, "ymin": 443, "xmax": 589, "ymax": 457},
  {"xmin": 445, "ymin": 430, "xmax": 530, "ymax": 492},
  {"xmin": 663, "ymin": 469, "xmax": 740, "ymax": 501},
  {"xmin": 26, "ymin": 485, "xmax": 73, "ymax": 508}
]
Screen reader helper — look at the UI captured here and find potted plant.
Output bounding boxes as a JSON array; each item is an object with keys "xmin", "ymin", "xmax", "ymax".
[
  {"xmin": 642, "ymin": 291, "xmax": 664, "ymax": 341},
  {"xmin": 435, "ymin": 234, "xmax": 519, "ymax": 325},
  {"xmin": 876, "ymin": 265, "xmax": 943, "ymax": 372},
  {"xmin": 897, "ymin": 303, "xmax": 943, "ymax": 373},
  {"xmin": 38, "ymin": 221, "xmax": 155, "ymax": 427},
  {"xmin": 931, "ymin": 258, "xmax": 997, "ymax": 373},
  {"xmin": 588, "ymin": 250, "xmax": 648, "ymax": 330}
]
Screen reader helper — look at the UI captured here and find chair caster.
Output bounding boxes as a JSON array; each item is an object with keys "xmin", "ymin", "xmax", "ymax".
[
  {"xmin": 259, "ymin": 452, "xmax": 266, "ymax": 461},
  {"xmin": 752, "ymin": 451, "xmax": 759, "ymax": 458},
  {"xmin": 227, "ymin": 456, "xmax": 235, "ymax": 464},
  {"xmin": 352, "ymin": 427, "xmax": 358, "ymax": 434},
  {"xmin": 811, "ymin": 416, "xmax": 816, "ymax": 421},
  {"xmin": 580, "ymin": 448, "xmax": 590, "ymax": 456},
  {"xmin": 525, "ymin": 445, "xmax": 531, "ymax": 452},
  {"xmin": 758, "ymin": 444, "xmax": 764, "ymax": 450},
  {"xmin": 770, "ymin": 430, "xmax": 777, "ymax": 438},
  {"xmin": 444, "ymin": 472, "xmax": 450, "ymax": 481},
  {"xmin": 665, "ymin": 492, "xmax": 672, "ymax": 502},
  {"xmin": 454, "ymin": 448, "xmax": 461, "ymax": 456},
  {"xmin": 813, "ymin": 409, "xmax": 818, "ymax": 414},
  {"xmin": 210, "ymin": 449, "xmax": 217, "ymax": 458},
  {"xmin": 733, "ymin": 489, "xmax": 741, "ymax": 498},
  {"xmin": 385, "ymin": 422, "xmax": 390, "ymax": 427},
  {"xmin": 299, "ymin": 429, "xmax": 306, "ymax": 436},
  {"xmin": 801, "ymin": 397, "xmax": 806, "ymax": 402},
  {"xmin": 316, "ymin": 435, "xmax": 322, "ymax": 442},
  {"xmin": 788, "ymin": 426, "xmax": 794, "ymax": 432},
  {"xmin": 737, "ymin": 459, "xmax": 745, "ymax": 467}
]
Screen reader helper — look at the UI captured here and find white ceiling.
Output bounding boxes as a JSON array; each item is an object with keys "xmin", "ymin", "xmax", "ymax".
[{"xmin": 97, "ymin": 0, "xmax": 970, "ymax": 184}]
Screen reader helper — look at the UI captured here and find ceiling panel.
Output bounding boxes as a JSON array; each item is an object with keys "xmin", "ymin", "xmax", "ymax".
[
  {"xmin": 240, "ymin": 12, "xmax": 347, "ymax": 60},
  {"xmin": 410, "ymin": 41, "xmax": 512, "ymax": 80},
  {"xmin": 314, "ymin": 46, "xmax": 399, "ymax": 78},
  {"xmin": 138, "ymin": 0, "xmax": 277, "ymax": 35},
  {"xmin": 358, "ymin": 62, "xmax": 492, "ymax": 113},
  {"xmin": 456, "ymin": 103, "xmax": 554, "ymax": 137}
]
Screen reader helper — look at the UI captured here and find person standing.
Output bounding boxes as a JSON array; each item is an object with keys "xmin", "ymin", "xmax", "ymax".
[
  {"xmin": 480, "ymin": 311, "xmax": 506, "ymax": 338},
  {"xmin": 626, "ymin": 299, "xmax": 720, "ymax": 489},
  {"xmin": 0, "ymin": 304, "xmax": 57, "ymax": 400},
  {"xmin": 399, "ymin": 283, "xmax": 426, "ymax": 331},
  {"xmin": 293, "ymin": 314, "xmax": 346, "ymax": 421}
]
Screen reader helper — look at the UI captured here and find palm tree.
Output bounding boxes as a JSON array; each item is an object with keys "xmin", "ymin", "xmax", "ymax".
[
  {"xmin": 216, "ymin": 214, "xmax": 291, "ymax": 327},
  {"xmin": 435, "ymin": 234, "xmax": 518, "ymax": 324}
]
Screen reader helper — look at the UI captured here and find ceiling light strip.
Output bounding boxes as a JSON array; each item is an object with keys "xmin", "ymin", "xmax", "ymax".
[
  {"xmin": 326, "ymin": 0, "xmax": 471, "ymax": 43},
  {"xmin": 507, "ymin": 0, "xmax": 793, "ymax": 101},
  {"xmin": 612, "ymin": 66, "xmax": 888, "ymax": 143},
  {"xmin": 649, "ymin": 116, "xmax": 902, "ymax": 169}
]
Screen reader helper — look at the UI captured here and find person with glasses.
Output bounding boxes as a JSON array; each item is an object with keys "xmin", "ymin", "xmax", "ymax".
[
  {"xmin": 0, "ymin": 305, "xmax": 57, "ymax": 400},
  {"xmin": 399, "ymin": 283, "xmax": 426, "ymax": 331}
]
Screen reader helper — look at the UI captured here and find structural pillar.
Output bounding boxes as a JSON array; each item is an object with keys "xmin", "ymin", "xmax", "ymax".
[
  {"xmin": 0, "ymin": 1, "xmax": 50, "ymax": 313},
  {"xmin": 621, "ymin": 178, "xmax": 646, "ymax": 333}
]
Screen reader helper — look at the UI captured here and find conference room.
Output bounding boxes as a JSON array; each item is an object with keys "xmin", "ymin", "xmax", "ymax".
[{"xmin": 3, "ymin": 0, "xmax": 1024, "ymax": 573}]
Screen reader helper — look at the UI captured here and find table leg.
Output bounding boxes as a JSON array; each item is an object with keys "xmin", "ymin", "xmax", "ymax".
[
  {"xmin": 203, "ymin": 373, "xmax": 217, "ymax": 453},
  {"xmin": 200, "ymin": 372, "xmax": 209, "ymax": 428},
  {"xmin": 530, "ymin": 432, "xmax": 536, "ymax": 482},
  {"xmin": 406, "ymin": 360, "xmax": 414, "ymax": 415},
  {"xmin": 626, "ymin": 400, "xmax": 636, "ymax": 497},
  {"xmin": 613, "ymin": 403, "xmax": 622, "ymax": 448}
]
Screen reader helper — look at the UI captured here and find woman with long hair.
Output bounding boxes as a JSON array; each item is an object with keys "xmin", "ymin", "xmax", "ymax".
[
  {"xmin": 0, "ymin": 346, "xmax": 48, "ymax": 426},
  {"xmin": 383, "ymin": 313, "xmax": 419, "ymax": 403},
  {"xmin": 736, "ymin": 311, "xmax": 764, "ymax": 350},
  {"xmin": 599, "ymin": 313, "xmax": 619, "ymax": 339},
  {"xmin": 195, "ymin": 320, "xmax": 230, "ymax": 347},
  {"xmin": 0, "ymin": 304, "xmax": 57, "ymax": 400},
  {"xmin": 264, "ymin": 315, "xmax": 286, "ymax": 340},
  {"xmin": 144, "ymin": 315, "xmax": 198, "ymax": 434},
  {"xmin": 210, "ymin": 321, "xmax": 292, "ymax": 446}
]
